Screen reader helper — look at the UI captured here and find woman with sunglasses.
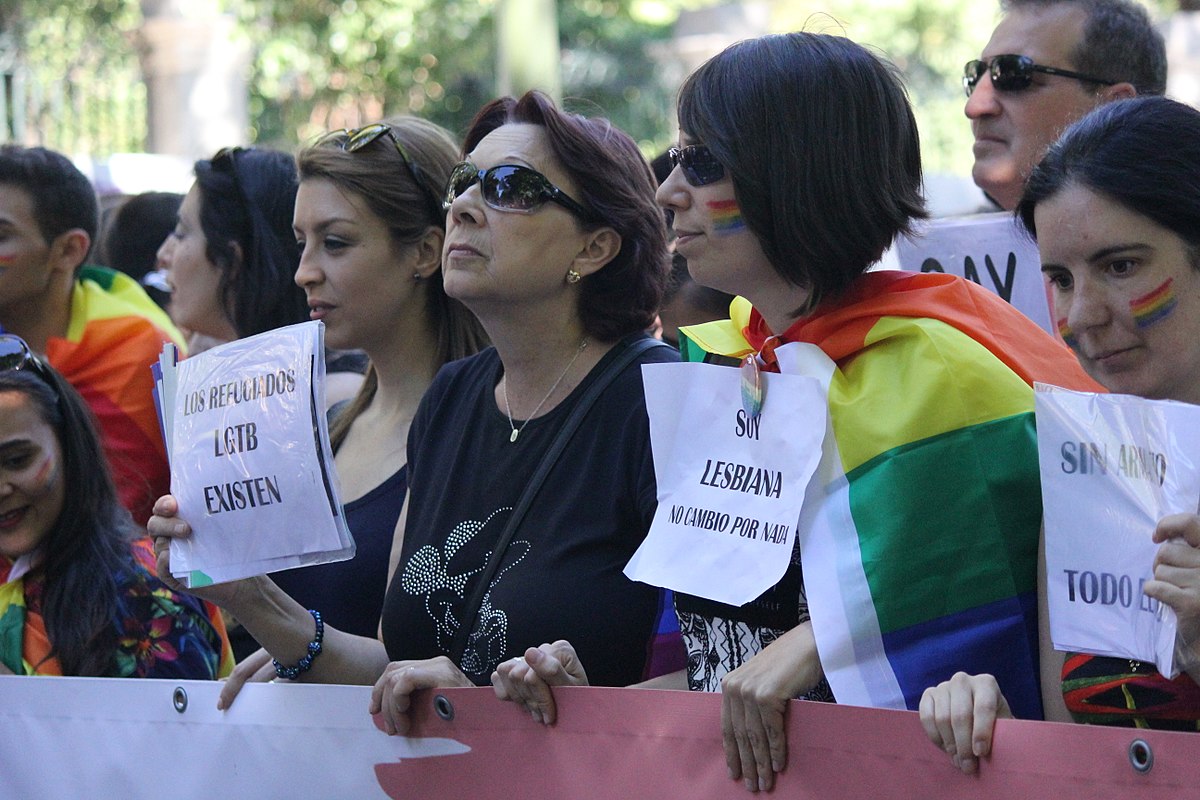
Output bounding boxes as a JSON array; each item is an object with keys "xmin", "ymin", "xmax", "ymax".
[
  {"xmin": 922, "ymin": 95, "xmax": 1200, "ymax": 771},
  {"xmin": 211, "ymin": 117, "xmax": 487, "ymax": 684},
  {"xmin": 150, "ymin": 93, "xmax": 682, "ymax": 720},
  {"xmin": 491, "ymin": 33, "xmax": 1095, "ymax": 793},
  {"xmin": 0, "ymin": 336, "xmax": 231, "ymax": 678}
]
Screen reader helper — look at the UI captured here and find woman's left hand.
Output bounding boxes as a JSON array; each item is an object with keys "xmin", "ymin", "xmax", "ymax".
[
  {"xmin": 1144, "ymin": 513, "xmax": 1200, "ymax": 673},
  {"xmin": 369, "ymin": 656, "xmax": 474, "ymax": 735},
  {"xmin": 720, "ymin": 622, "xmax": 823, "ymax": 793},
  {"xmin": 491, "ymin": 640, "xmax": 590, "ymax": 725}
]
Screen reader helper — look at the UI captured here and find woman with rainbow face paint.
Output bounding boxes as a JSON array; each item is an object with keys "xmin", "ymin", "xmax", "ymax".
[
  {"xmin": 0, "ymin": 336, "xmax": 232, "ymax": 679},
  {"xmin": 923, "ymin": 95, "xmax": 1200, "ymax": 770},
  {"xmin": 489, "ymin": 33, "xmax": 1095, "ymax": 793}
]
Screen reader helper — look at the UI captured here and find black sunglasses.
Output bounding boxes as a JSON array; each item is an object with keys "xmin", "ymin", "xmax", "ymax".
[
  {"xmin": 0, "ymin": 334, "xmax": 56, "ymax": 387},
  {"xmin": 668, "ymin": 145, "xmax": 725, "ymax": 187},
  {"xmin": 963, "ymin": 54, "xmax": 1116, "ymax": 97},
  {"xmin": 211, "ymin": 146, "xmax": 250, "ymax": 204},
  {"xmin": 317, "ymin": 124, "xmax": 442, "ymax": 219},
  {"xmin": 442, "ymin": 161, "xmax": 592, "ymax": 219}
]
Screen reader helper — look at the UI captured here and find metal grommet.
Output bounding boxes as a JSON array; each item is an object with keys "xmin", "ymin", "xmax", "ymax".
[
  {"xmin": 433, "ymin": 694, "xmax": 455, "ymax": 721},
  {"xmin": 1128, "ymin": 738, "xmax": 1153, "ymax": 773},
  {"xmin": 172, "ymin": 686, "xmax": 188, "ymax": 714}
]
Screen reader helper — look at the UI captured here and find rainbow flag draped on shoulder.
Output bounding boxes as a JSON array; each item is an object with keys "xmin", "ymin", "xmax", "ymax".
[
  {"xmin": 45, "ymin": 267, "xmax": 185, "ymax": 525},
  {"xmin": 679, "ymin": 271, "xmax": 1101, "ymax": 718}
]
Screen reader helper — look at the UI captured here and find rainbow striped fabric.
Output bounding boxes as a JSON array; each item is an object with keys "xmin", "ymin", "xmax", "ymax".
[
  {"xmin": 679, "ymin": 271, "xmax": 1101, "ymax": 717},
  {"xmin": 45, "ymin": 267, "xmax": 185, "ymax": 525}
]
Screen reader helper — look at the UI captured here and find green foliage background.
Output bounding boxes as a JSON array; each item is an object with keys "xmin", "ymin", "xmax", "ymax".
[{"xmin": 0, "ymin": 0, "xmax": 1176, "ymax": 175}]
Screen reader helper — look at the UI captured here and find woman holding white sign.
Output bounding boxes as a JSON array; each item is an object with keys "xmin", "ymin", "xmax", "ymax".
[
  {"xmin": 219, "ymin": 117, "xmax": 489, "ymax": 683},
  {"xmin": 150, "ymin": 93, "xmax": 684, "ymax": 718},
  {"xmin": 491, "ymin": 33, "xmax": 1097, "ymax": 793},
  {"xmin": 922, "ymin": 95, "xmax": 1200, "ymax": 766}
]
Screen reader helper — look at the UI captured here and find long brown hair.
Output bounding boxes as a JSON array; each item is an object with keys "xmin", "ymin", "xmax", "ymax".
[{"xmin": 297, "ymin": 116, "xmax": 488, "ymax": 448}]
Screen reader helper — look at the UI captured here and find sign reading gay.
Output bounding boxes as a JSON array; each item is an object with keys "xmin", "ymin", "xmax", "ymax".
[{"xmin": 894, "ymin": 212, "xmax": 1054, "ymax": 334}]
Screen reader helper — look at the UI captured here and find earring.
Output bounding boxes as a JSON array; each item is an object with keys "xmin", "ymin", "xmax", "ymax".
[
  {"xmin": 413, "ymin": 271, "xmax": 422, "ymax": 280},
  {"xmin": 566, "ymin": 269, "xmax": 581, "ymax": 285}
]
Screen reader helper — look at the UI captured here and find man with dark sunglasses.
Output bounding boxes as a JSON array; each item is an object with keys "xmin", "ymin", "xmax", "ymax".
[
  {"xmin": 0, "ymin": 145, "xmax": 184, "ymax": 525},
  {"xmin": 966, "ymin": 0, "xmax": 1165, "ymax": 210}
]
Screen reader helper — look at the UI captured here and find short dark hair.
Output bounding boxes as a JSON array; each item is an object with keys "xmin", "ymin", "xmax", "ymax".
[
  {"xmin": 0, "ymin": 145, "xmax": 98, "ymax": 267},
  {"xmin": 193, "ymin": 147, "xmax": 308, "ymax": 338},
  {"xmin": 677, "ymin": 33, "xmax": 925, "ymax": 307},
  {"xmin": 462, "ymin": 91, "xmax": 669, "ymax": 341},
  {"xmin": 1003, "ymin": 0, "xmax": 1167, "ymax": 95},
  {"xmin": 96, "ymin": 191, "xmax": 182, "ymax": 308},
  {"xmin": 0, "ymin": 362, "xmax": 138, "ymax": 675},
  {"xmin": 1017, "ymin": 96, "xmax": 1200, "ymax": 264}
]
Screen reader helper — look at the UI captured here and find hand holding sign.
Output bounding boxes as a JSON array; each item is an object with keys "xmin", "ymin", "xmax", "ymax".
[
  {"xmin": 1035, "ymin": 384, "xmax": 1200, "ymax": 677},
  {"xmin": 154, "ymin": 321, "xmax": 354, "ymax": 586},
  {"xmin": 1146, "ymin": 514, "xmax": 1200, "ymax": 679}
]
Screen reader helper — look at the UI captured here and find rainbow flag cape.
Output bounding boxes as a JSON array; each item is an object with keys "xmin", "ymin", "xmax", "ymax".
[
  {"xmin": 679, "ymin": 271, "xmax": 1101, "ymax": 718},
  {"xmin": 46, "ymin": 267, "xmax": 185, "ymax": 525}
]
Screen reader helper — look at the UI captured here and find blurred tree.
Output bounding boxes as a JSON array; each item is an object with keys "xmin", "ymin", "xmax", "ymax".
[
  {"xmin": 3, "ymin": 0, "xmax": 1176, "ymax": 166},
  {"xmin": 773, "ymin": 2, "xmax": 993, "ymax": 177},
  {"xmin": 231, "ymin": 0, "xmax": 682, "ymax": 151},
  {"xmin": 1, "ymin": 0, "xmax": 145, "ymax": 154}
]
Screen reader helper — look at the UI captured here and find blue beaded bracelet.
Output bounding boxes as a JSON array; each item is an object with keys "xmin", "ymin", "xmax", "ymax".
[{"xmin": 272, "ymin": 609, "xmax": 324, "ymax": 680}]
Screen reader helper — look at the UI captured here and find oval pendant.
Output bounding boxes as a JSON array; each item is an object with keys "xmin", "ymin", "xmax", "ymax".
[
  {"xmin": 510, "ymin": 429, "xmax": 520, "ymax": 443},
  {"xmin": 741, "ymin": 354, "xmax": 763, "ymax": 419}
]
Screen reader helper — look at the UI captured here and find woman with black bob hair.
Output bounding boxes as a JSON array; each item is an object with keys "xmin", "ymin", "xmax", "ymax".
[
  {"xmin": 674, "ymin": 32, "xmax": 925, "ymax": 309},
  {"xmin": 150, "ymin": 91, "xmax": 683, "ymax": 724},
  {"xmin": 159, "ymin": 147, "xmax": 308, "ymax": 345},
  {"xmin": 924, "ymin": 95, "xmax": 1200, "ymax": 770},
  {"xmin": 493, "ymin": 33, "xmax": 1095, "ymax": 793},
  {"xmin": 0, "ymin": 336, "xmax": 230, "ymax": 678}
]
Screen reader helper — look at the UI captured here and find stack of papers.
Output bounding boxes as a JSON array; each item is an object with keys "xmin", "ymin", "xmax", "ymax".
[{"xmin": 152, "ymin": 321, "xmax": 355, "ymax": 586}]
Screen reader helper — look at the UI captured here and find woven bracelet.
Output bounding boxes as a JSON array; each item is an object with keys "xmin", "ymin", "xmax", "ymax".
[{"xmin": 272, "ymin": 609, "xmax": 324, "ymax": 680}]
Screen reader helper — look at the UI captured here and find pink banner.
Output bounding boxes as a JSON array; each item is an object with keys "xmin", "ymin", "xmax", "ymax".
[
  {"xmin": 389, "ymin": 686, "xmax": 1197, "ymax": 798},
  {"xmin": 0, "ymin": 677, "xmax": 1194, "ymax": 798}
]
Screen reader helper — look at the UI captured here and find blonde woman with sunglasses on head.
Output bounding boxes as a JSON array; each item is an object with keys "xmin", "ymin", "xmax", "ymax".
[
  {"xmin": 149, "ymin": 95, "xmax": 684, "ymax": 723},
  {"xmin": 199, "ymin": 117, "xmax": 487, "ymax": 692}
]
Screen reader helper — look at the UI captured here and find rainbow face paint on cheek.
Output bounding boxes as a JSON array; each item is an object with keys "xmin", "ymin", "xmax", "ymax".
[
  {"xmin": 1130, "ymin": 278, "xmax": 1178, "ymax": 329},
  {"xmin": 29, "ymin": 455, "xmax": 55, "ymax": 492},
  {"xmin": 1057, "ymin": 318, "xmax": 1078, "ymax": 349},
  {"xmin": 707, "ymin": 199, "xmax": 746, "ymax": 235}
]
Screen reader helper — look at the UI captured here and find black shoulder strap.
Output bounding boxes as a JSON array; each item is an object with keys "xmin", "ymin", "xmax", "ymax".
[{"xmin": 449, "ymin": 337, "xmax": 672, "ymax": 664}]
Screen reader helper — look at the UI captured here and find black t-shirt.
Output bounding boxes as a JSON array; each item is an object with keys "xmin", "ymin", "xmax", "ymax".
[
  {"xmin": 272, "ymin": 465, "xmax": 405, "ymax": 639},
  {"xmin": 380, "ymin": 335, "xmax": 678, "ymax": 686}
]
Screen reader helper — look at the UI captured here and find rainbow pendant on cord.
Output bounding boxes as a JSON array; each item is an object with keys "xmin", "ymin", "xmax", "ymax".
[{"xmin": 741, "ymin": 353, "xmax": 763, "ymax": 419}]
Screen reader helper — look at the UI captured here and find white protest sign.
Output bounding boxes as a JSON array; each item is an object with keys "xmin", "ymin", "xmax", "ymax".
[
  {"xmin": 626, "ymin": 360, "xmax": 826, "ymax": 606},
  {"xmin": 893, "ymin": 212, "xmax": 1054, "ymax": 334},
  {"xmin": 1036, "ymin": 384, "xmax": 1200, "ymax": 677},
  {"xmin": 167, "ymin": 321, "xmax": 353, "ymax": 586}
]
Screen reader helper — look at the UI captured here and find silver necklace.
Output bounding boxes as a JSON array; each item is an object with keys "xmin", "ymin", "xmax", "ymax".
[{"xmin": 502, "ymin": 338, "xmax": 588, "ymax": 443}]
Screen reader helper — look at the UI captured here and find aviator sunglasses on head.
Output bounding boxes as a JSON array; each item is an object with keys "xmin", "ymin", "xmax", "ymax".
[
  {"xmin": 668, "ymin": 145, "xmax": 725, "ymax": 187},
  {"xmin": 963, "ymin": 54, "xmax": 1116, "ymax": 97},
  {"xmin": 442, "ymin": 161, "xmax": 593, "ymax": 220},
  {"xmin": 316, "ymin": 124, "xmax": 442, "ymax": 217},
  {"xmin": 0, "ymin": 334, "xmax": 56, "ymax": 387}
]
